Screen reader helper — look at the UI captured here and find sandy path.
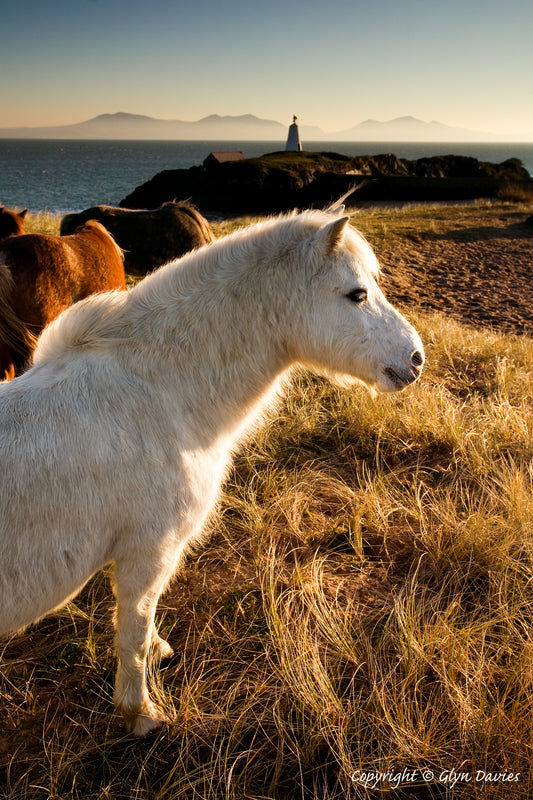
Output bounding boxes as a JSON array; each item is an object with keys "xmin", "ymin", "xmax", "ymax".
[{"xmin": 375, "ymin": 211, "xmax": 533, "ymax": 335}]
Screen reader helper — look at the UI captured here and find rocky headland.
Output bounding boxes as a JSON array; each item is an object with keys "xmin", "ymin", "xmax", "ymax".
[{"xmin": 119, "ymin": 151, "xmax": 533, "ymax": 213}]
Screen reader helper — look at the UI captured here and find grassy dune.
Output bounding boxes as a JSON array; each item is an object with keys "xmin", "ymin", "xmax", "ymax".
[{"xmin": 2, "ymin": 205, "xmax": 533, "ymax": 798}]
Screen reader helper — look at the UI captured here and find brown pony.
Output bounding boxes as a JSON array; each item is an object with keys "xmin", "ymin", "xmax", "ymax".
[
  {"xmin": 0, "ymin": 221, "xmax": 125, "ymax": 380},
  {"xmin": 60, "ymin": 200, "xmax": 214, "ymax": 275},
  {"xmin": 0, "ymin": 207, "xmax": 27, "ymax": 240}
]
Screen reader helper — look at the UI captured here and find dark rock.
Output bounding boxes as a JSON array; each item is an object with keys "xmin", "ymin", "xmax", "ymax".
[{"xmin": 119, "ymin": 151, "xmax": 533, "ymax": 213}]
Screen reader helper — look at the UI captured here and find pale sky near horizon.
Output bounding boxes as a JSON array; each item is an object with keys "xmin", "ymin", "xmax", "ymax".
[{"xmin": 1, "ymin": 0, "xmax": 532, "ymax": 139}]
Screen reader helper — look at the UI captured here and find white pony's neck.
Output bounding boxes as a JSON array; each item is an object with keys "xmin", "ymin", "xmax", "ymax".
[
  {"xmin": 122, "ymin": 216, "xmax": 312, "ymax": 440},
  {"xmin": 33, "ymin": 212, "xmax": 328, "ymax": 445}
]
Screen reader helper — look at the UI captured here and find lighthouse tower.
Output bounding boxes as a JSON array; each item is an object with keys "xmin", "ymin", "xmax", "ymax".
[{"xmin": 285, "ymin": 115, "xmax": 302, "ymax": 152}]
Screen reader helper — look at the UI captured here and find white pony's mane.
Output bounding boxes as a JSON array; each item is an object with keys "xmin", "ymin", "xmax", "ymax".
[{"xmin": 32, "ymin": 208, "xmax": 378, "ymax": 367}]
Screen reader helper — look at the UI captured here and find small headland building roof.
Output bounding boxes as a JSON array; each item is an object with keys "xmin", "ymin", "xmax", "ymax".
[{"xmin": 203, "ymin": 152, "xmax": 247, "ymax": 168}]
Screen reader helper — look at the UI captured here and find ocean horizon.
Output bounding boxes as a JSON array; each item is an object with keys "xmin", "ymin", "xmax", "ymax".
[{"xmin": 1, "ymin": 138, "xmax": 532, "ymax": 215}]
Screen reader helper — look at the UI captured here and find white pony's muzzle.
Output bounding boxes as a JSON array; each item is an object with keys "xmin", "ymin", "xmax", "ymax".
[{"xmin": 379, "ymin": 340, "xmax": 425, "ymax": 393}]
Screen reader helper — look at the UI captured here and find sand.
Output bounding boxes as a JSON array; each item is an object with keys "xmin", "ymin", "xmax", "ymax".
[{"xmin": 374, "ymin": 205, "xmax": 533, "ymax": 336}]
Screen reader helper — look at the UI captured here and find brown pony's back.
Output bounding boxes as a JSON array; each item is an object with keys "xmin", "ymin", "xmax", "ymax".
[
  {"xmin": 0, "ymin": 220, "xmax": 125, "ymax": 379},
  {"xmin": 0, "ymin": 207, "xmax": 27, "ymax": 240}
]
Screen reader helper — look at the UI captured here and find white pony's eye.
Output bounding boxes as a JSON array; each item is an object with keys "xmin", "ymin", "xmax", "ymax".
[{"xmin": 346, "ymin": 288, "xmax": 368, "ymax": 304}]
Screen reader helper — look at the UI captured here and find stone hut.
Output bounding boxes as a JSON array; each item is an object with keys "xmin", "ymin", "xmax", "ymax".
[{"xmin": 203, "ymin": 152, "xmax": 246, "ymax": 168}]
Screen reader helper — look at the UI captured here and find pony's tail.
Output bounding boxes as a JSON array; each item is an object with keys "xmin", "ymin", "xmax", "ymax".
[
  {"xmin": 194, "ymin": 210, "xmax": 215, "ymax": 244},
  {"xmin": 174, "ymin": 199, "xmax": 215, "ymax": 244},
  {"xmin": 0, "ymin": 260, "xmax": 39, "ymax": 362}
]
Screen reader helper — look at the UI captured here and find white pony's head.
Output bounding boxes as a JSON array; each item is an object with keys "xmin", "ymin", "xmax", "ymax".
[{"xmin": 286, "ymin": 208, "xmax": 424, "ymax": 393}]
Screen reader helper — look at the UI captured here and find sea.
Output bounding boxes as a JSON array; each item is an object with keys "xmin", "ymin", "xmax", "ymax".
[{"xmin": 1, "ymin": 139, "xmax": 532, "ymax": 215}]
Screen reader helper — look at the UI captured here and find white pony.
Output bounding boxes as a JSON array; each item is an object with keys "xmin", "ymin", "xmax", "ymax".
[{"xmin": 0, "ymin": 208, "xmax": 424, "ymax": 735}]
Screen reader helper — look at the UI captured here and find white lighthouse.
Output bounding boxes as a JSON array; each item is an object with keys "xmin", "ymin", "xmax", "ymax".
[{"xmin": 285, "ymin": 115, "xmax": 302, "ymax": 152}]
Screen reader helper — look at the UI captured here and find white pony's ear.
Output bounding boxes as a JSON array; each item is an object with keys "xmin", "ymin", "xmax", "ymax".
[
  {"xmin": 317, "ymin": 215, "xmax": 350, "ymax": 253},
  {"xmin": 330, "ymin": 204, "xmax": 345, "ymax": 216}
]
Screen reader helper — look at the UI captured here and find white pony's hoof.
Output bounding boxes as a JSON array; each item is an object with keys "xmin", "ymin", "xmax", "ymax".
[
  {"xmin": 124, "ymin": 703, "xmax": 168, "ymax": 737},
  {"xmin": 152, "ymin": 635, "xmax": 174, "ymax": 660}
]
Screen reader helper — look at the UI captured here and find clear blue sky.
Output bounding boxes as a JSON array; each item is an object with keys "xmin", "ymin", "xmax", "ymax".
[{"xmin": 1, "ymin": 0, "xmax": 532, "ymax": 138}]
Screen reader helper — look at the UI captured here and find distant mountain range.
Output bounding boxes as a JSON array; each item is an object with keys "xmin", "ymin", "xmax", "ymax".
[
  {"xmin": 0, "ymin": 112, "xmax": 495, "ymax": 142},
  {"xmin": 331, "ymin": 115, "xmax": 496, "ymax": 142}
]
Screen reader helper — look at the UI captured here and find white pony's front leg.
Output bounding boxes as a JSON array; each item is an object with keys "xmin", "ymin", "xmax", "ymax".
[{"xmin": 111, "ymin": 553, "xmax": 176, "ymax": 736}]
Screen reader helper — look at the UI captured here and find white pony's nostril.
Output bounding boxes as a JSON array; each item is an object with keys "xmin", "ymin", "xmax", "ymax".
[{"xmin": 411, "ymin": 350, "xmax": 424, "ymax": 368}]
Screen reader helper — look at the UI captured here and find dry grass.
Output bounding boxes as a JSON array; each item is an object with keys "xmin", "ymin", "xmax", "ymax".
[
  {"xmin": 210, "ymin": 199, "xmax": 533, "ymax": 241},
  {"xmin": 2, "ymin": 205, "xmax": 533, "ymax": 798},
  {"xmin": 19, "ymin": 210, "xmax": 61, "ymax": 237}
]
